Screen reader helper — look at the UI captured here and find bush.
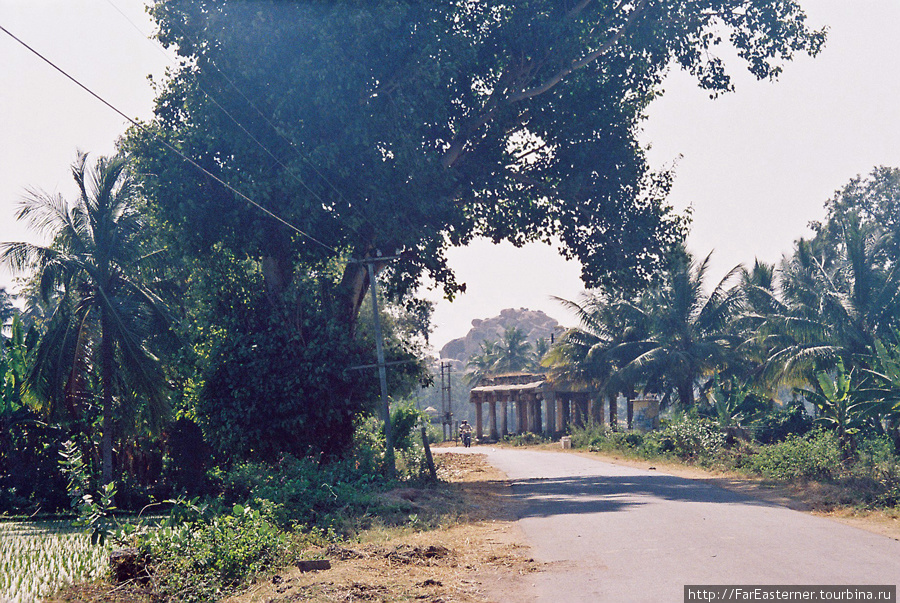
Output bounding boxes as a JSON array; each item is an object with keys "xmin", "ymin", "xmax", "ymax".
[
  {"xmin": 390, "ymin": 401, "xmax": 428, "ymax": 452},
  {"xmin": 215, "ymin": 454, "xmax": 381, "ymax": 530},
  {"xmin": 502, "ymin": 432, "xmax": 548, "ymax": 446},
  {"xmin": 849, "ymin": 435, "xmax": 900, "ymax": 506},
  {"xmin": 753, "ymin": 404, "xmax": 813, "ymax": 444},
  {"xmin": 569, "ymin": 422, "xmax": 609, "ymax": 450},
  {"xmin": 197, "ymin": 320, "xmax": 375, "ymax": 462},
  {"xmin": 745, "ymin": 430, "xmax": 842, "ymax": 481},
  {"xmin": 658, "ymin": 416, "xmax": 726, "ymax": 461},
  {"xmin": 138, "ymin": 501, "xmax": 289, "ymax": 602}
]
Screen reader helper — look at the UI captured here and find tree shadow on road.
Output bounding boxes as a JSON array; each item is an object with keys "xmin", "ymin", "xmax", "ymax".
[{"xmin": 506, "ymin": 473, "xmax": 777, "ymax": 519}]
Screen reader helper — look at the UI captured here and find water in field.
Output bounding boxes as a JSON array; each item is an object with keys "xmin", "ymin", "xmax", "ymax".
[{"xmin": 0, "ymin": 520, "xmax": 109, "ymax": 603}]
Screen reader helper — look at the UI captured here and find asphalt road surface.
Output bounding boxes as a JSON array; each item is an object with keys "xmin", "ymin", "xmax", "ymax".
[{"xmin": 448, "ymin": 447, "xmax": 900, "ymax": 602}]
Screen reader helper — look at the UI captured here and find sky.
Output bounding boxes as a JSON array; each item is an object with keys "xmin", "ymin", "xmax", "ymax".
[{"xmin": 2, "ymin": 1, "xmax": 899, "ymax": 350}]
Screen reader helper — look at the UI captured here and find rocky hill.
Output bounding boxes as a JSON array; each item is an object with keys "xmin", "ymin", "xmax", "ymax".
[{"xmin": 439, "ymin": 308, "xmax": 564, "ymax": 369}]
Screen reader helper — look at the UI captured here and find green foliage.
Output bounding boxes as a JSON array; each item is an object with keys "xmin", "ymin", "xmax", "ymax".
[
  {"xmin": 138, "ymin": 501, "xmax": 289, "ymax": 603},
  {"xmin": 215, "ymin": 455, "xmax": 369, "ymax": 530},
  {"xmin": 502, "ymin": 432, "xmax": 549, "ymax": 447},
  {"xmin": 0, "ymin": 152, "xmax": 173, "ymax": 486},
  {"xmin": 795, "ymin": 358, "xmax": 865, "ymax": 454},
  {"xmin": 657, "ymin": 416, "xmax": 727, "ymax": 461},
  {"xmin": 703, "ymin": 375, "xmax": 770, "ymax": 427},
  {"xmin": 752, "ymin": 403, "xmax": 814, "ymax": 444},
  {"xmin": 548, "ymin": 250, "xmax": 743, "ymax": 409},
  {"xmin": 745, "ymin": 430, "xmax": 843, "ymax": 482},
  {"xmin": 390, "ymin": 400, "xmax": 428, "ymax": 452},
  {"xmin": 131, "ymin": 0, "xmax": 824, "ymax": 331},
  {"xmin": 465, "ymin": 327, "xmax": 539, "ymax": 384},
  {"xmin": 569, "ymin": 422, "xmax": 612, "ymax": 450},
  {"xmin": 852, "ymin": 435, "xmax": 900, "ymax": 507},
  {"xmin": 196, "ymin": 282, "xmax": 376, "ymax": 462},
  {"xmin": 569, "ymin": 422, "xmax": 665, "ymax": 458},
  {"xmin": 59, "ymin": 441, "xmax": 118, "ymax": 545}
]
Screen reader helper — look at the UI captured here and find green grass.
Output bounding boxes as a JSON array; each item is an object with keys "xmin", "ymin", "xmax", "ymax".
[{"xmin": 0, "ymin": 519, "xmax": 110, "ymax": 603}]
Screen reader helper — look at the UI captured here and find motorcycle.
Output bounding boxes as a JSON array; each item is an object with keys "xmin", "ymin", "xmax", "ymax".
[{"xmin": 461, "ymin": 432, "xmax": 472, "ymax": 448}]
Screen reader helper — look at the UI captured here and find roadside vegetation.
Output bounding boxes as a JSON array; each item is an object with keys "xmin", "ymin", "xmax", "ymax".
[
  {"xmin": 0, "ymin": 1, "xmax": 884, "ymax": 600},
  {"xmin": 538, "ymin": 168, "xmax": 900, "ymax": 516},
  {"xmin": 566, "ymin": 414, "xmax": 900, "ymax": 511}
]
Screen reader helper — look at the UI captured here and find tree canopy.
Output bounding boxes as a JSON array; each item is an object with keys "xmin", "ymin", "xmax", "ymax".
[{"xmin": 129, "ymin": 0, "xmax": 825, "ymax": 321}]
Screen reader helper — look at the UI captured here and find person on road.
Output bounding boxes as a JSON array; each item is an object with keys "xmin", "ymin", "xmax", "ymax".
[{"xmin": 459, "ymin": 420, "xmax": 473, "ymax": 447}]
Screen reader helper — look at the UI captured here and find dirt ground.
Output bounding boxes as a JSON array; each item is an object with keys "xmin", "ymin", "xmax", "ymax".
[
  {"xmin": 50, "ymin": 444, "xmax": 900, "ymax": 602},
  {"xmin": 219, "ymin": 452, "xmax": 538, "ymax": 603},
  {"xmin": 50, "ymin": 452, "xmax": 538, "ymax": 603}
]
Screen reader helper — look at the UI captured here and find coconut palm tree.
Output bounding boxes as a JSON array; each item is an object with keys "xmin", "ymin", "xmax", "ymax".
[
  {"xmin": 761, "ymin": 216, "xmax": 900, "ymax": 385},
  {"xmin": 465, "ymin": 339, "xmax": 498, "ymax": 386},
  {"xmin": 493, "ymin": 326, "xmax": 532, "ymax": 374},
  {"xmin": 546, "ymin": 290, "xmax": 642, "ymax": 391},
  {"xmin": 613, "ymin": 251, "xmax": 744, "ymax": 408},
  {"xmin": 0, "ymin": 152, "xmax": 171, "ymax": 486},
  {"xmin": 545, "ymin": 290, "xmax": 647, "ymax": 425}
]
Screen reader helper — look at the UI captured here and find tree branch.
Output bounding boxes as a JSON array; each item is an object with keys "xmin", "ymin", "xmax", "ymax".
[{"xmin": 506, "ymin": 0, "xmax": 648, "ymax": 103}]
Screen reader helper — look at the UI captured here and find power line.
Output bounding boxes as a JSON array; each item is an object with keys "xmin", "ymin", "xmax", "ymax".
[
  {"xmin": 142, "ymin": 5, "xmax": 447, "ymax": 261},
  {"xmin": 0, "ymin": 22, "xmax": 339, "ymax": 255},
  {"xmin": 105, "ymin": 0, "xmax": 353, "ymax": 226},
  {"xmin": 104, "ymin": 0, "xmax": 368, "ymax": 239}
]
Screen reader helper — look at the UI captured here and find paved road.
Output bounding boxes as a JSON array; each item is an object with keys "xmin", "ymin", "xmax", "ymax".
[{"xmin": 445, "ymin": 447, "xmax": 900, "ymax": 602}]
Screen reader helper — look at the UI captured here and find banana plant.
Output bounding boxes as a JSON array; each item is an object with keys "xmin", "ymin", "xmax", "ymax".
[{"xmin": 795, "ymin": 357, "xmax": 864, "ymax": 456}]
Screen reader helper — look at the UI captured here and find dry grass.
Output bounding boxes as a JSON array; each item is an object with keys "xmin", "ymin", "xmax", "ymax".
[
  {"xmin": 49, "ymin": 453, "xmax": 537, "ymax": 603},
  {"xmin": 220, "ymin": 453, "xmax": 537, "ymax": 603}
]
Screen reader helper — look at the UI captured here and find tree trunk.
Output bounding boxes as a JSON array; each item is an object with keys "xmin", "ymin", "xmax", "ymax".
[
  {"xmin": 608, "ymin": 395, "xmax": 618, "ymax": 431},
  {"xmin": 678, "ymin": 381, "xmax": 694, "ymax": 408},
  {"xmin": 338, "ymin": 253, "xmax": 392, "ymax": 330},
  {"xmin": 99, "ymin": 310, "xmax": 115, "ymax": 487}
]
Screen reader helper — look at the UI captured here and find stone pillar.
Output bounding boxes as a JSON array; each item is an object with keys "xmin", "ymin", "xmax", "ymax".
[
  {"xmin": 560, "ymin": 395, "xmax": 570, "ymax": 434},
  {"xmin": 475, "ymin": 400, "xmax": 483, "ymax": 440},
  {"xmin": 591, "ymin": 394, "xmax": 605, "ymax": 425},
  {"xmin": 517, "ymin": 399, "xmax": 526, "ymax": 434},
  {"xmin": 501, "ymin": 399, "xmax": 508, "ymax": 437},
  {"xmin": 556, "ymin": 395, "xmax": 564, "ymax": 435},
  {"xmin": 627, "ymin": 397, "xmax": 634, "ymax": 430},
  {"xmin": 489, "ymin": 396, "xmax": 499, "ymax": 441},
  {"xmin": 533, "ymin": 396, "xmax": 543, "ymax": 433},
  {"xmin": 545, "ymin": 390, "xmax": 556, "ymax": 435}
]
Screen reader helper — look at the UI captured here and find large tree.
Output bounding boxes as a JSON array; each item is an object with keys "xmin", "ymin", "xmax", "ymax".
[{"xmin": 129, "ymin": 0, "xmax": 824, "ymax": 324}]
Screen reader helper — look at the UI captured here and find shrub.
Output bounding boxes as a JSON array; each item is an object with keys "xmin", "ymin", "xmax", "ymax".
[
  {"xmin": 390, "ymin": 401, "xmax": 428, "ymax": 452},
  {"xmin": 745, "ymin": 430, "xmax": 842, "ymax": 481},
  {"xmin": 850, "ymin": 435, "xmax": 900, "ymax": 506},
  {"xmin": 139, "ymin": 501, "xmax": 289, "ymax": 602},
  {"xmin": 753, "ymin": 403, "xmax": 813, "ymax": 444},
  {"xmin": 569, "ymin": 422, "xmax": 609, "ymax": 450},
  {"xmin": 216, "ymin": 454, "xmax": 380, "ymax": 529},
  {"xmin": 503, "ymin": 432, "xmax": 548, "ymax": 446},
  {"xmin": 658, "ymin": 416, "xmax": 726, "ymax": 461}
]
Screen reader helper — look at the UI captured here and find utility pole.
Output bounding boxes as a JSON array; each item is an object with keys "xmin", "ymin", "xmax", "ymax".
[
  {"xmin": 365, "ymin": 257, "xmax": 395, "ymax": 476},
  {"xmin": 440, "ymin": 361, "xmax": 452, "ymax": 441}
]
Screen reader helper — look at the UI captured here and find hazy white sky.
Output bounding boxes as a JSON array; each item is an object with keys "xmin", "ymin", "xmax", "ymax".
[{"xmin": 2, "ymin": 1, "xmax": 899, "ymax": 349}]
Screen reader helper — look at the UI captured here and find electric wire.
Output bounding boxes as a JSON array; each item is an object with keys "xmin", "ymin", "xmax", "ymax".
[
  {"xmin": 0, "ymin": 22, "xmax": 339, "ymax": 255},
  {"xmin": 151, "ymin": 5, "xmax": 438, "ymax": 257}
]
